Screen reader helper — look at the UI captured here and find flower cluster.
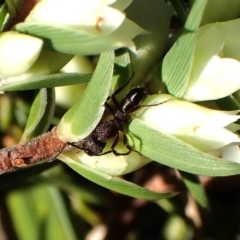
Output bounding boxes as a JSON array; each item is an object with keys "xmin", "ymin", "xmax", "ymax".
[
  {"xmin": 2, "ymin": 0, "xmax": 240, "ymax": 176},
  {"xmin": 0, "ymin": 0, "xmax": 145, "ymax": 81}
]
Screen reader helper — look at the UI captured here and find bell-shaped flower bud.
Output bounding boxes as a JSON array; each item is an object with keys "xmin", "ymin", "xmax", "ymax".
[
  {"xmin": 0, "ymin": 31, "xmax": 43, "ymax": 78},
  {"xmin": 183, "ymin": 19, "xmax": 240, "ymax": 101},
  {"xmin": 134, "ymin": 94, "xmax": 240, "ymax": 155},
  {"xmin": 25, "ymin": 0, "xmax": 146, "ymax": 54}
]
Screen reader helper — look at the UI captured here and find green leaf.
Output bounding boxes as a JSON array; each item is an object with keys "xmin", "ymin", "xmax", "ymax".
[
  {"xmin": 57, "ymin": 51, "xmax": 114, "ymax": 142},
  {"xmin": 0, "ymin": 94, "xmax": 12, "ymax": 131},
  {"xmin": 180, "ymin": 171, "xmax": 209, "ymax": 209},
  {"xmin": 7, "ymin": 184, "xmax": 78, "ymax": 240},
  {"xmin": 6, "ymin": 188, "xmax": 41, "ymax": 240},
  {"xmin": 161, "ymin": 0, "xmax": 208, "ymax": 97},
  {"xmin": 216, "ymin": 95, "xmax": 240, "ymax": 111},
  {"xmin": 21, "ymin": 88, "xmax": 55, "ymax": 142},
  {"xmin": 15, "ymin": 22, "xmax": 133, "ymax": 55},
  {"xmin": 111, "ymin": 50, "xmax": 132, "ymax": 94},
  {"xmin": 0, "ymin": 73, "xmax": 91, "ymax": 91},
  {"xmin": 41, "ymin": 186, "xmax": 78, "ymax": 240},
  {"xmin": 128, "ymin": 118, "xmax": 240, "ymax": 176},
  {"xmin": 5, "ymin": 0, "xmax": 21, "ymax": 15},
  {"xmin": 60, "ymin": 153, "xmax": 175, "ymax": 200},
  {"xmin": 0, "ymin": 3, "xmax": 8, "ymax": 30}
]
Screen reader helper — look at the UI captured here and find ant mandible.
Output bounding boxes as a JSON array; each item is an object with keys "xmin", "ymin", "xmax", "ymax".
[{"xmin": 70, "ymin": 75, "xmax": 168, "ymax": 156}]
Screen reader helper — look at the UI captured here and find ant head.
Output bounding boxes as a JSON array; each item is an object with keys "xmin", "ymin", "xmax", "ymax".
[{"xmin": 120, "ymin": 87, "xmax": 148, "ymax": 113}]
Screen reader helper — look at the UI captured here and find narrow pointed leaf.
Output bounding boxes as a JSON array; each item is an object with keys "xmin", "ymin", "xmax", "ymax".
[
  {"xmin": 43, "ymin": 186, "xmax": 78, "ymax": 240},
  {"xmin": 161, "ymin": 0, "xmax": 208, "ymax": 97},
  {"xmin": 6, "ymin": 189, "xmax": 40, "ymax": 240},
  {"xmin": 180, "ymin": 171, "xmax": 209, "ymax": 209},
  {"xmin": 57, "ymin": 51, "xmax": 114, "ymax": 142},
  {"xmin": 60, "ymin": 154, "xmax": 175, "ymax": 200},
  {"xmin": 15, "ymin": 22, "xmax": 133, "ymax": 55},
  {"xmin": 128, "ymin": 118, "xmax": 240, "ymax": 176},
  {"xmin": 0, "ymin": 73, "xmax": 91, "ymax": 91},
  {"xmin": 0, "ymin": 4, "xmax": 8, "ymax": 29},
  {"xmin": 21, "ymin": 88, "xmax": 55, "ymax": 142}
]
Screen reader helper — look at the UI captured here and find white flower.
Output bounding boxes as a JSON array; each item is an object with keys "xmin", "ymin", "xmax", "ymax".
[
  {"xmin": 183, "ymin": 19, "xmax": 240, "ymax": 102},
  {"xmin": 0, "ymin": 31, "xmax": 43, "ymax": 78},
  {"xmin": 24, "ymin": 0, "xmax": 146, "ymax": 54},
  {"xmin": 0, "ymin": 31, "xmax": 73, "ymax": 83},
  {"xmin": 56, "ymin": 56, "xmax": 92, "ymax": 108},
  {"xmin": 0, "ymin": 5, "xmax": 78, "ymax": 81},
  {"xmin": 134, "ymin": 94, "xmax": 240, "ymax": 156}
]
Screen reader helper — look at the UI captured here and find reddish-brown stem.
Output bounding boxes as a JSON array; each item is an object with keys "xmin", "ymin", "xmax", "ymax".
[{"xmin": 0, "ymin": 128, "xmax": 67, "ymax": 174}]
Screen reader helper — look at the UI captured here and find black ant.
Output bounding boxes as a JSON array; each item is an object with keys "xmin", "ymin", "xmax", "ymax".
[{"xmin": 69, "ymin": 76, "xmax": 168, "ymax": 156}]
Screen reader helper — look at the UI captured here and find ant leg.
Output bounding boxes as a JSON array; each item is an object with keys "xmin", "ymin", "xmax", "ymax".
[
  {"xmin": 112, "ymin": 134, "xmax": 132, "ymax": 156},
  {"xmin": 68, "ymin": 142, "xmax": 84, "ymax": 151},
  {"xmin": 104, "ymin": 102, "xmax": 115, "ymax": 116},
  {"xmin": 104, "ymin": 73, "xmax": 135, "ymax": 116},
  {"xmin": 112, "ymin": 73, "xmax": 135, "ymax": 96},
  {"xmin": 97, "ymin": 133, "xmax": 130, "ymax": 156},
  {"xmin": 141, "ymin": 99, "xmax": 172, "ymax": 108},
  {"xmin": 131, "ymin": 99, "xmax": 172, "ymax": 112},
  {"xmin": 111, "ymin": 132, "xmax": 141, "ymax": 156},
  {"xmin": 97, "ymin": 134, "xmax": 120, "ymax": 156},
  {"xmin": 110, "ymin": 73, "xmax": 135, "ymax": 108},
  {"xmin": 108, "ymin": 133, "xmax": 133, "ymax": 156}
]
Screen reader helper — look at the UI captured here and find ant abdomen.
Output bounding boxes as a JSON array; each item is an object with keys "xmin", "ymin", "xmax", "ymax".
[
  {"xmin": 94, "ymin": 120, "xmax": 120, "ymax": 142},
  {"xmin": 82, "ymin": 135, "xmax": 106, "ymax": 156}
]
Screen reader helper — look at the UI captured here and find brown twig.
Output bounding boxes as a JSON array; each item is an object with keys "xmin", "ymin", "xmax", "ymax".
[{"xmin": 0, "ymin": 127, "xmax": 68, "ymax": 174}]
